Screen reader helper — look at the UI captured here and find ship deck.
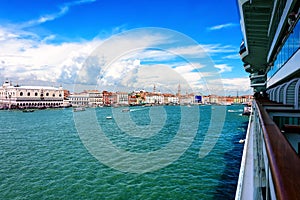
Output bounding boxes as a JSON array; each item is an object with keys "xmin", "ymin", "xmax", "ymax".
[{"xmin": 236, "ymin": 98, "xmax": 300, "ymax": 200}]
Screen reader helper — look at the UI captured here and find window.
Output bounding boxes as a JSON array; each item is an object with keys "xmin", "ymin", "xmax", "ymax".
[
  {"xmin": 27, "ymin": 92, "xmax": 30, "ymax": 96},
  {"xmin": 268, "ymin": 18, "xmax": 300, "ymax": 79},
  {"xmin": 35, "ymin": 92, "xmax": 38, "ymax": 96},
  {"xmin": 46, "ymin": 92, "xmax": 49, "ymax": 96},
  {"xmin": 53, "ymin": 93, "xmax": 55, "ymax": 97},
  {"xmin": 20, "ymin": 92, "xmax": 23, "ymax": 96}
]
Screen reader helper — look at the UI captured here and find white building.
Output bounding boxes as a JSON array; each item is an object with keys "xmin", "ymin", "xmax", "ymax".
[
  {"xmin": 167, "ymin": 96, "xmax": 179, "ymax": 104},
  {"xmin": 68, "ymin": 90, "xmax": 103, "ymax": 107},
  {"xmin": 116, "ymin": 92, "xmax": 129, "ymax": 105},
  {"xmin": 145, "ymin": 92, "xmax": 164, "ymax": 104},
  {"xmin": 180, "ymin": 94, "xmax": 195, "ymax": 105},
  {"xmin": 0, "ymin": 80, "xmax": 64, "ymax": 109},
  {"xmin": 87, "ymin": 90, "xmax": 103, "ymax": 107}
]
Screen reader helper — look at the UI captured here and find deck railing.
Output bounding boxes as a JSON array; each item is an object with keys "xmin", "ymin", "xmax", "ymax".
[{"xmin": 252, "ymin": 99, "xmax": 300, "ymax": 199}]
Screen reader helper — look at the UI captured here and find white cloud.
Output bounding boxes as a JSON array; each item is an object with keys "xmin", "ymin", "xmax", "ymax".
[
  {"xmin": 201, "ymin": 44, "xmax": 236, "ymax": 54},
  {"xmin": 222, "ymin": 54, "xmax": 240, "ymax": 59},
  {"xmin": 19, "ymin": 0, "xmax": 97, "ymax": 28},
  {"xmin": 168, "ymin": 45, "xmax": 207, "ymax": 57},
  {"xmin": 207, "ymin": 23, "xmax": 238, "ymax": 31},
  {"xmin": 214, "ymin": 64, "xmax": 232, "ymax": 73},
  {"xmin": 0, "ymin": 26, "xmax": 101, "ymax": 84},
  {"xmin": 0, "ymin": 25, "xmax": 247, "ymax": 95},
  {"xmin": 222, "ymin": 77, "xmax": 252, "ymax": 94}
]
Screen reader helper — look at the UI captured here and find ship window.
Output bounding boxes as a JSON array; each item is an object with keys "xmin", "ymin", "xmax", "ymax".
[
  {"xmin": 20, "ymin": 92, "xmax": 23, "ymax": 96},
  {"xmin": 268, "ymin": 18, "xmax": 300, "ymax": 79}
]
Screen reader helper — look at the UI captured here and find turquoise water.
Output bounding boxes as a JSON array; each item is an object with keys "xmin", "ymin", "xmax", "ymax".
[{"xmin": 0, "ymin": 105, "xmax": 248, "ymax": 200}]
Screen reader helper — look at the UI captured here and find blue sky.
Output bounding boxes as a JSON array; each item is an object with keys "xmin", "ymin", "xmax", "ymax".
[{"xmin": 0, "ymin": 0, "xmax": 251, "ymax": 95}]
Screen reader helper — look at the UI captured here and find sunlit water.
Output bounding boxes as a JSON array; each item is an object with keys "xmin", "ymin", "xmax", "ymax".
[{"xmin": 0, "ymin": 105, "xmax": 248, "ymax": 199}]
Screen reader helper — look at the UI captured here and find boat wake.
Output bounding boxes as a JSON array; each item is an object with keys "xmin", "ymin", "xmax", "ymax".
[
  {"xmin": 129, "ymin": 107, "xmax": 149, "ymax": 112},
  {"xmin": 228, "ymin": 109, "xmax": 243, "ymax": 113}
]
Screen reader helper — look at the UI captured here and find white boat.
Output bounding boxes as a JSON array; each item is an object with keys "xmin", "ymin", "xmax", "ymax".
[
  {"xmin": 73, "ymin": 107, "xmax": 85, "ymax": 112},
  {"xmin": 236, "ymin": 1, "xmax": 300, "ymax": 199},
  {"xmin": 106, "ymin": 116, "xmax": 112, "ymax": 119}
]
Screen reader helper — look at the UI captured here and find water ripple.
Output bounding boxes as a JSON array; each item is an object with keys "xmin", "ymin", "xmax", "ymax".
[{"xmin": 0, "ymin": 105, "xmax": 248, "ymax": 199}]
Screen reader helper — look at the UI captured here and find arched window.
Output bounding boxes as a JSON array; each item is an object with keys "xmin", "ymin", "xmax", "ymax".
[
  {"xmin": 20, "ymin": 92, "xmax": 23, "ymax": 96},
  {"xmin": 27, "ymin": 92, "xmax": 30, "ymax": 96},
  {"xmin": 52, "ymin": 93, "xmax": 55, "ymax": 97},
  {"xmin": 46, "ymin": 92, "xmax": 49, "ymax": 96},
  {"xmin": 35, "ymin": 92, "xmax": 38, "ymax": 96}
]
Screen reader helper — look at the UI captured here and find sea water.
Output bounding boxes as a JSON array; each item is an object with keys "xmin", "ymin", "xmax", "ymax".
[{"xmin": 0, "ymin": 105, "xmax": 248, "ymax": 200}]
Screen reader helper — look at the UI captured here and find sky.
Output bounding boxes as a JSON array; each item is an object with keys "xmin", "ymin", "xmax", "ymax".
[{"xmin": 0, "ymin": 0, "xmax": 251, "ymax": 95}]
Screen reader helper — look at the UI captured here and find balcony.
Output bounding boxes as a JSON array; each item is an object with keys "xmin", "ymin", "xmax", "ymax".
[
  {"xmin": 243, "ymin": 63, "xmax": 252, "ymax": 73},
  {"xmin": 239, "ymin": 43, "xmax": 248, "ymax": 61},
  {"xmin": 250, "ymin": 72, "xmax": 266, "ymax": 80},
  {"xmin": 250, "ymin": 76, "xmax": 266, "ymax": 88}
]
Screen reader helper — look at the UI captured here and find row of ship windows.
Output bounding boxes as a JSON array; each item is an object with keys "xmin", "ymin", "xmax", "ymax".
[
  {"xmin": 19, "ymin": 92, "xmax": 62, "ymax": 97},
  {"xmin": 268, "ymin": 18, "xmax": 300, "ymax": 79}
]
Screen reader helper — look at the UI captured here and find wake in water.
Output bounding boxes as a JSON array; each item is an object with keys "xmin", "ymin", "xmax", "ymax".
[
  {"xmin": 228, "ymin": 109, "xmax": 243, "ymax": 113},
  {"xmin": 129, "ymin": 107, "xmax": 150, "ymax": 112}
]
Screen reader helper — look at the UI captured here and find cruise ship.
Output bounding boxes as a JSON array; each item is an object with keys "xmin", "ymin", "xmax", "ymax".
[{"xmin": 236, "ymin": 0, "xmax": 300, "ymax": 200}]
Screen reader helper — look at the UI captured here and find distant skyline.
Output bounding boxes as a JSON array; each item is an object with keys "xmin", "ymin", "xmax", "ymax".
[{"xmin": 0, "ymin": 0, "xmax": 251, "ymax": 95}]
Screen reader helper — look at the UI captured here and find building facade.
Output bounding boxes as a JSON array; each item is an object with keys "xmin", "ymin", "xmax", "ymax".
[
  {"xmin": 68, "ymin": 90, "xmax": 103, "ymax": 107},
  {"xmin": 0, "ymin": 80, "xmax": 64, "ymax": 109}
]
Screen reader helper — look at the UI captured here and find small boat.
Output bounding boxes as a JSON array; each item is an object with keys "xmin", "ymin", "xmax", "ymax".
[
  {"xmin": 242, "ymin": 105, "xmax": 252, "ymax": 116},
  {"xmin": 239, "ymin": 139, "xmax": 245, "ymax": 144},
  {"xmin": 106, "ymin": 116, "xmax": 112, "ymax": 119},
  {"xmin": 73, "ymin": 107, "xmax": 85, "ymax": 112},
  {"xmin": 121, "ymin": 108, "xmax": 130, "ymax": 112},
  {"xmin": 22, "ymin": 109, "xmax": 34, "ymax": 112}
]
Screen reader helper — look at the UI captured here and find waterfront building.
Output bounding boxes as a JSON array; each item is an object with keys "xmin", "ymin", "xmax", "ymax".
[
  {"xmin": 102, "ymin": 91, "xmax": 118, "ymax": 106},
  {"xmin": 87, "ymin": 90, "xmax": 103, "ymax": 107},
  {"xmin": 0, "ymin": 80, "xmax": 64, "ymax": 109},
  {"xmin": 208, "ymin": 94, "xmax": 219, "ymax": 104},
  {"xmin": 145, "ymin": 92, "xmax": 164, "ymax": 105},
  {"xmin": 128, "ymin": 94, "xmax": 137, "ymax": 106},
  {"xmin": 194, "ymin": 95, "xmax": 202, "ymax": 104},
  {"xmin": 202, "ymin": 96, "xmax": 210, "ymax": 104},
  {"xmin": 116, "ymin": 92, "xmax": 129, "ymax": 105},
  {"xmin": 128, "ymin": 91, "xmax": 145, "ymax": 105},
  {"xmin": 179, "ymin": 93, "xmax": 194, "ymax": 105},
  {"xmin": 163, "ymin": 93, "xmax": 179, "ymax": 105},
  {"xmin": 233, "ymin": 95, "xmax": 252, "ymax": 104},
  {"xmin": 236, "ymin": 0, "xmax": 300, "ymax": 199},
  {"xmin": 68, "ymin": 90, "xmax": 102, "ymax": 107},
  {"xmin": 68, "ymin": 92, "xmax": 89, "ymax": 107}
]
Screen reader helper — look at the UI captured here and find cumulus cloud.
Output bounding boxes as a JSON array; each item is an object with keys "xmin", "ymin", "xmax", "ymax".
[
  {"xmin": 0, "ymin": 24, "xmax": 244, "ymax": 95},
  {"xmin": 0, "ymin": 26, "xmax": 101, "ymax": 84},
  {"xmin": 222, "ymin": 77, "xmax": 252, "ymax": 94}
]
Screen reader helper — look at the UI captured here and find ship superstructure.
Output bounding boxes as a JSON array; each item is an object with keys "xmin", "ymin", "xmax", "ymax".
[{"xmin": 236, "ymin": 0, "xmax": 300, "ymax": 199}]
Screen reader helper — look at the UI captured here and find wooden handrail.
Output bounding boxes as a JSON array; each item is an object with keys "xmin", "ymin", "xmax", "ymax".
[{"xmin": 255, "ymin": 99, "xmax": 300, "ymax": 200}]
